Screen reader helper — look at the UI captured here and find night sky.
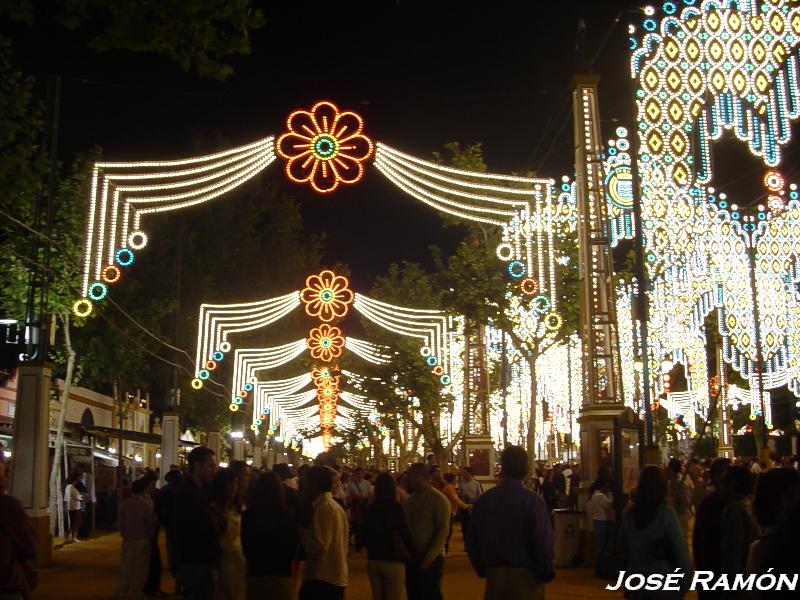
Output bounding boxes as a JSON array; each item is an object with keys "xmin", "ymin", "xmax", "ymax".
[{"xmin": 12, "ymin": 0, "xmax": 649, "ymax": 287}]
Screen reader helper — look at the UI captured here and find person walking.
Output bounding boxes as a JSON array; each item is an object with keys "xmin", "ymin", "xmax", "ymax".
[
  {"xmin": 587, "ymin": 474, "xmax": 614, "ymax": 577},
  {"xmin": 747, "ymin": 468, "xmax": 800, "ymax": 582},
  {"xmin": 692, "ymin": 457, "xmax": 730, "ymax": 599},
  {"xmin": 114, "ymin": 477, "xmax": 157, "ymax": 600},
  {"xmin": 403, "ymin": 463, "xmax": 451, "ymax": 600},
  {"xmin": 273, "ymin": 463, "xmax": 299, "ymax": 510},
  {"xmin": 667, "ymin": 458, "xmax": 691, "ymax": 543},
  {"xmin": 210, "ymin": 468, "xmax": 245, "ymax": 600},
  {"xmin": 241, "ymin": 472, "xmax": 298, "ymax": 600},
  {"xmin": 346, "ymin": 467, "xmax": 372, "ymax": 552},
  {"xmin": 156, "ymin": 469, "xmax": 183, "ymax": 595},
  {"xmin": 300, "ymin": 466, "xmax": 349, "ymax": 600},
  {"xmin": 64, "ymin": 471, "xmax": 84, "ymax": 543},
  {"xmin": 441, "ymin": 473, "xmax": 469, "ymax": 555},
  {"xmin": 617, "ymin": 465, "xmax": 691, "ymax": 600},
  {"xmin": 457, "ymin": 467, "xmax": 482, "ymax": 539},
  {"xmin": 174, "ymin": 447, "xmax": 222, "ymax": 600},
  {"xmin": 363, "ymin": 472, "xmax": 416, "ymax": 600},
  {"xmin": 78, "ymin": 464, "xmax": 96, "ymax": 539},
  {"xmin": 0, "ymin": 460, "xmax": 38, "ymax": 600},
  {"xmin": 466, "ymin": 445, "xmax": 554, "ymax": 600},
  {"xmin": 719, "ymin": 466, "xmax": 757, "ymax": 598}
]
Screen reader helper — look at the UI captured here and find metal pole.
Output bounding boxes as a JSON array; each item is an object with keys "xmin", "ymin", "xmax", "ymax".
[
  {"xmin": 567, "ymin": 339, "xmax": 573, "ymax": 462},
  {"xmin": 746, "ymin": 240, "xmax": 768, "ymax": 452},
  {"xmin": 501, "ymin": 331, "xmax": 509, "ymax": 448},
  {"xmin": 626, "ymin": 36, "xmax": 655, "ymax": 448}
]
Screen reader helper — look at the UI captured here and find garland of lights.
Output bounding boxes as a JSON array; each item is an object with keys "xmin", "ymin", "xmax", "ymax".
[
  {"xmin": 77, "ymin": 137, "xmax": 276, "ymax": 311},
  {"xmin": 225, "ymin": 342, "xmax": 307, "ymax": 400}
]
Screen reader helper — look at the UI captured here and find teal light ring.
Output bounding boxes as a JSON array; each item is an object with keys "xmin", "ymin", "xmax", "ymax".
[
  {"xmin": 115, "ymin": 248, "xmax": 135, "ymax": 267},
  {"xmin": 88, "ymin": 282, "xmax": 108, "ymax": 301}
]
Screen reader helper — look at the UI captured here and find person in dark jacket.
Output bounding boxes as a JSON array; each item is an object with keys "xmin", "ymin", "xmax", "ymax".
[
  {"xmin": 242, "ymin": 472, "xmax": 298, "ymax": 600},
  {"xmin": 692, "ymin": 457, "xmax": 730, "ymax": 599},
  {"xmin": 0, "ymin": 461, "xmax": 37, "ymax": 599},
  {"xmin": 273, "ymin": 463, "xmax": 299, "ymax": 511},
  {"xmin": 156, "ymin": 469, "xmax": 183, "ymax": 594},
  {"xmin": 363, "ymin": 472, "xmax": 416, "ymax": 600},
  {"xmin": 173, "ymin": 447, "xmax": 222, "ymax": 600},
  {"xmin": 467, "ymin": 446, "xmax": 555, "ymax": 600}
]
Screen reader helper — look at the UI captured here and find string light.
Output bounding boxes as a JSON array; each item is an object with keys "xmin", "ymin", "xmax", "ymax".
[
  {"xmin": 345, "ymin": 337, "xmax": 393, "ymax": 364},
  {"xmin": 631, "ymin": 0, "xmax": 800, "ymax": 408},
  {"xmin": 194, "ymin": 292, "xmax": 301, "ymax": 378},
  {"xmin": 80, "ymin": 137, "xmax": 275, "ymax": 297}
]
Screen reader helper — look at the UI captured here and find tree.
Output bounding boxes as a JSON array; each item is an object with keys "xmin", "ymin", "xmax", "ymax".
[
  {"xmin": 0, "ymin": 0, "xmax": 265, "ymax": 80},
  {"xmin": 352, "ymin": 262, "xmax": 461, "ymax": 467},
  {"xmin": 431, "ymin": 142, "xmax": 580, "ymax": 463}
]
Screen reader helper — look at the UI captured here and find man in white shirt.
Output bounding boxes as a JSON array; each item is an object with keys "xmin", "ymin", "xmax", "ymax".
[{"xmin": 301, "ymin": 466, "xmax": 349, "ymax": 600}]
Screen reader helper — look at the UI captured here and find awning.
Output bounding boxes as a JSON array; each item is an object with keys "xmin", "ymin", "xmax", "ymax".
[
  {"xmin": 78, "ymin": 424, "xmax": 198, "ymax": 447},
  {"xmin": 80, "ymin": 425, "xmax": 161, "ymax": 445}
]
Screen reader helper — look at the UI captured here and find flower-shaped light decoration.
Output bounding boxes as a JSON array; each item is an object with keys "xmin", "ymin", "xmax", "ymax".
[
  {"xmin": 301, "ymin": 270, "xmax": 353, "ymax": 322},
  {"xmin": 311, "ymin": 366, "xmax": 339, "ymax": 388},
  {"xmin": 276, "ymin": 101, "xmax": 373, "ymax": 194},
  {"xmin": 308, "ymin": 324, "xmax": 345, "ymax": 362}
]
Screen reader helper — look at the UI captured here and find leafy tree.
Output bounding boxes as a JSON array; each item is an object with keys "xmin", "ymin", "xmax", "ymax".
[
  {"xmin": 351, "ymin": 262, "xmax": 460, "ymax": 467},
  {"xmin": 432, "ymin": 142, "xmax": 580, "ymax": 463},
  {"xmin": 0, "ymin": 0, "xmax": 265, "ymax": 80}
]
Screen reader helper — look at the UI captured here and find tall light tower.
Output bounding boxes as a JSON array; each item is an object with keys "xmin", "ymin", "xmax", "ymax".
[
  {"xmin": 462, "ymin": 322, "xmax": 494, "ymax": 488},
  {"xmin": 572, "ymin": 74, "xmax": 631, "ymax": 483}
]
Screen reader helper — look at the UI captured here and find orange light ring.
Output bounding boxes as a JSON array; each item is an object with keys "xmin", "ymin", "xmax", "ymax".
[
  {"xmin": 519, "ymin": 277, "xmax": 539, "ymax": 296},
  {"xmin": 101, "ymin": 265, "xmax": 122, "ymax": 284}
]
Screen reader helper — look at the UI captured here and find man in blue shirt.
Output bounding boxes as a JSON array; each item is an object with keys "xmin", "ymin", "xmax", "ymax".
[{"xmin": 466, "ymin": 445, "xmax": 555, "ymax": 600}]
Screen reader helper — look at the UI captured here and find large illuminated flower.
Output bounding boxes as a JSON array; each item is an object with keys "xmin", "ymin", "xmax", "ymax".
[
  {"xmin": 307, "ymin": 324, "xmax": 345, "ymax": 362},
  {"xmin": 276, "ymin": 101, "xmax": 373, "ymax": 194},
  {"xmin": 301, "ymin": 270, "xmax": 353, "ymax": 322}
]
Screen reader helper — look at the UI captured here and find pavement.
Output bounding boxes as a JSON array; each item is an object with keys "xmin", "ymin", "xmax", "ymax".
[{"xmin": 33, "ymin": 532, "xmax": 626, "ymax": 600}]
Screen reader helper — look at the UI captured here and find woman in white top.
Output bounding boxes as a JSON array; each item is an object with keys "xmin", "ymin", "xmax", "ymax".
[
  {"xmin": 587, "ymin": 475, "xmax": 614, "ymax": 577},
  {"xmin": 64, "ymin": 471, "xmax": 84, "ymax": 543}
]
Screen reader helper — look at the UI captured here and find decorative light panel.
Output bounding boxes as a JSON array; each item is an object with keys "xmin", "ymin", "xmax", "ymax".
[
  {"xmin": 276, "ymin": 101, "xmax": 373, "ymax": 194},
  {"xmin": 76, "ymin": 137, "xmax": 276, "ymax": 313},
  {"xmin": 631, "ymin": 0, "xmax": 800, "ymax": 404},
  {"xmin": 300, "ymin": 270, "xmax": 354, "ymax": 322}
]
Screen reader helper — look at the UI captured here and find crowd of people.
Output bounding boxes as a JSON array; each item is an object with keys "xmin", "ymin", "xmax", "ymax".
[
  {"xmin": 123, "ymin": 445, "xmax": 552, "ymax": 600},
  {"xmin": 591, "ymin": 455, "xmax": 800, "ymax": 599},
  {"xmin": 3, "ymin": 445, "xmax": 800, "ymax": 599}
]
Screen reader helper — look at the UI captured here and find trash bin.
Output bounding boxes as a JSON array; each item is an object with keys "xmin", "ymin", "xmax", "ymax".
[{"xmin": 552, "ymin": 509, "xmax": 583, "ymax": 567}]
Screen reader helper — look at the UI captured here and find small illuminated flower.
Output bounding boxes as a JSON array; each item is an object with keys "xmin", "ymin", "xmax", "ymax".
[
  {"xmin": 308, "ymin": 324, "xmax": 345, "ymax": 362},
  {"xmin": 301, "ymin": 270, "xmax": 353, "ymax": 322},
  {"xmin": 312, "ymin": 366, "xmax": 339, "ymax": 389},
  {"xmin": 276, "ymin": 101, "xmax": 373, "ymax": 194}
]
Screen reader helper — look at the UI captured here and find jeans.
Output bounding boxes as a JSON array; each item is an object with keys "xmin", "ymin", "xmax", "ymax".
[
  {"xmin": 593, "ymin": 519, "xmax": 613, "ymax": 576},
  {"xmin": 367, "ymin": 560, "xmax": 406, "ymax": 600},
  {"xmin": 299, "ymin": 579, "xmax": 345, "ymax": 600},
  {"xmin": 405, "ymin": 555, "xmax": 444, "ymax": 600}
]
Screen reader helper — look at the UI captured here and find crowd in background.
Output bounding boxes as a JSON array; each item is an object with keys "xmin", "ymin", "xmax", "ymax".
[{"xmin": 3, "ymin": 446, "xmax": 800, "ymax": 599}]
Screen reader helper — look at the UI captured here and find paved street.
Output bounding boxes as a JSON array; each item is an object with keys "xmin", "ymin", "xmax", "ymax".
[{"xmin": 33, "ymin": 532, "xmax": 626, "ymax": 600}]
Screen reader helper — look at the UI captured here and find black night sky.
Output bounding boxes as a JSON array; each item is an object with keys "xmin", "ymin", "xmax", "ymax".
[{"xmin": 7, "ymin": 0, "xmax": 645, "ymax": 289}]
